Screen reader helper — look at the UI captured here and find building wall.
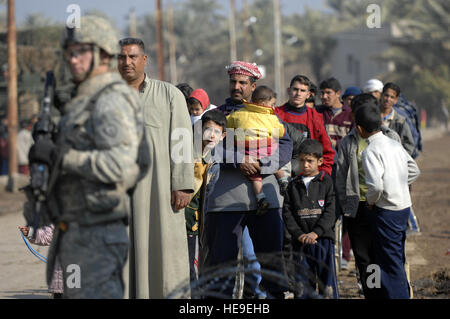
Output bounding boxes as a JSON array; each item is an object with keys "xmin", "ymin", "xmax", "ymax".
[{"xmin": 329, "ymin": 24, "xmax": 394, "ymax": 90}]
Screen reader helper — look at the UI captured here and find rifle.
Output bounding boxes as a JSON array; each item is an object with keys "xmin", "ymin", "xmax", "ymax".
[{"xmin": 23, "ymin": 71, "xmax": 57, "ymax": 240}]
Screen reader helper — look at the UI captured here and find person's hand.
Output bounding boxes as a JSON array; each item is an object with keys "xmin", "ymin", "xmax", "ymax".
[
  {"xmin": 171, "ymin": 190, "xmax": 191, "ymax": 211},
  {"xmin": 28, "ymin": 139, "xmax": 56, "ymax": 166},
  {"xmin": 19, "ymin": 226, "xmax": 29, "ymax": 237},
  {"xmin": 298, "ymin": 232, "xmax": 318, "ymax": 245},
  {"xmin": 239, "ymin": 155, "xmax": 261, "ymax": 176}
]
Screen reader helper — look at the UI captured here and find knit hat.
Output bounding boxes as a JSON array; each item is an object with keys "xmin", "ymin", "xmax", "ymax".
[
  {"xmin": 189, "ymin": 89, "xmax": 210, "ymax": 111},
  {"xmin": 342, "ymin": 86, "xmax": 362, "ymax": 98},
  {"xmin": 226, "ymin": 61, "xmax": 262, "ymax": 80},
  {"xmin": 363, "ymin": 79, "xmax": 383, "ymax": 93}
]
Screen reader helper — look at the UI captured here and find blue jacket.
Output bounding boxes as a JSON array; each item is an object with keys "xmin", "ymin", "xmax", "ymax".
[
  {"xmin": 395, "ymin": 94, "xmax": 422, "ymax": 158},
  {"xmin": 217, "ymin": 98, "xmax": 245, "ymax": 116}
]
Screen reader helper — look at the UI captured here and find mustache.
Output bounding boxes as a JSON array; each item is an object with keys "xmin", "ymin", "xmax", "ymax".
[{"xmin": 121, "ymin": 65, "xmax": 135, "ymax": 70}]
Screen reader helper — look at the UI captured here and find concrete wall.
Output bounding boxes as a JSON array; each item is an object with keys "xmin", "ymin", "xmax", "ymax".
[{"xmin": 329, "ymin": 24, "xmax": 394, "ymax": 90}]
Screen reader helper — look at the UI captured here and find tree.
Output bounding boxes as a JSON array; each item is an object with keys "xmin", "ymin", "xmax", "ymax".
[
  {"xmin": 287, "ymin": 7, "xmax": 337, "ymax": 84},
  {"xmin": 379, "ymin": 0, "xmax": 450, "ymax": 117},
  {"xmin": 137, "ymin": 0, "xmax": 231, "ymax": 104},
  {"xmin": 324, "ymin": 0, "xmax": 450, "ymax": 119},
  {"xmin": 23, "ymin": 13, "xmax": 54, "ymax": 28},
  {"xmin": 326, "ymin": 0, "xmax": 384, "ymax": 29}
]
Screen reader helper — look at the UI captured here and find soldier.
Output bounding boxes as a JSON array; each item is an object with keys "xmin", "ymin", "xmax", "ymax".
[{"xmin": 28, "ymin": 16, "xmax": 146, "ymax": 298}]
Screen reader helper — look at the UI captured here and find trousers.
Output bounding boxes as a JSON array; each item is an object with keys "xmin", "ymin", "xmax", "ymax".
[
  {"xmin": 58, "ymin": 220, "xmax": 128, "ymax": 299},
  {"xmin": 371, "ymin": 206, "xmax": 410, "ymax": 299},
  {"xmin": 202, "ymin": 209, "xmax": 285, "ymax": 298},
  {"xmin": 242, "ymin": 226, "xmax": 265, "ymax": 298},
  {"xmin": 345, "ymin": 202, "xmax": 377, "ymax": 299},
  {"xmin": 292, "ymin": 238, "xmax": 339, "ymax": 299}
]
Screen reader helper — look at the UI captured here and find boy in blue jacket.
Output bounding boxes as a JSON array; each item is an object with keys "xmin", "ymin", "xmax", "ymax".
[{"xmin": 187, "ymin": 110, "xmax": 226, "ymax": 291}]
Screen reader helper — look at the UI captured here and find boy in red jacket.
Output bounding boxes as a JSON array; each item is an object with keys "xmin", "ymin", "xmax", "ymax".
[{"xmin": 275, "ymin": 75, "xmax": 334, "ymax": 176}]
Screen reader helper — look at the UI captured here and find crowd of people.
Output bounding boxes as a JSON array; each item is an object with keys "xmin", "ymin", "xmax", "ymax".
[
  {"xmin": 178, "ymin": 60, "xmax": 421, "ymax": 299},
  {"xmin": 18, "ymin": 16, "xmax": 423, "ymax": 300}
]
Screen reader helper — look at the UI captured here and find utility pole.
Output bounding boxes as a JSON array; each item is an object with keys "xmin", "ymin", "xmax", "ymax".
[
  {"xmin": 156, "ymin": 0, "xmax": 165, "ymax": 81},
  {"xmin": 167, "ymin": 0, "xmax": 177, "ymax": 84},
  {"xmin": 7, "ymin": 0, "xmax": 18, "ymax": 192},
  {"xmin": 228, "ymin": 0, "xmax": 237, "ymax": 62},
  {"xmin": 242, "ymin": 0, "xmax": 250, "ymax": 61},
  {"xmin": 273, "ymin": 0, "xmax": 284, "ymax": 99},
  {"xmin": 129, "ymin": 8, "xmax": 137, "ymax": 37}
]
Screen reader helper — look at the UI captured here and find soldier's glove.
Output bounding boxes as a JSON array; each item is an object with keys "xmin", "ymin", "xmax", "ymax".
[{"xmin": 28, "ymin": 139, "xmax": 56, "ymax": 166}]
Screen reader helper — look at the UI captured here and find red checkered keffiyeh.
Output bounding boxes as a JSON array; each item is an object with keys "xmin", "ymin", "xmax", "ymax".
[{"xmin": 226, "ymin": 61, "xmax": 262, "ymax": 80}]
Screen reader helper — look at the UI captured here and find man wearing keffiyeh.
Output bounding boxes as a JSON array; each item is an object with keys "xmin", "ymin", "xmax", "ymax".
[
  {"xmin": 218, "ymin": 61, "xmax": 262, "ymax": 115},
  {"xmin": 203, "ymin": 61, "xmax": 293, "ymax": 298}
]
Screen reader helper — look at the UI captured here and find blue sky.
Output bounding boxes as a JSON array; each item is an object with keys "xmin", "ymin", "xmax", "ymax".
[{"xmin": 2, "ymin": 0, "xmax": 326, "ymax": 34}]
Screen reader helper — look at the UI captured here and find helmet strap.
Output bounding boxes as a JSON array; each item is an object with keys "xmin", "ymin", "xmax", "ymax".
[{"xmin": 92, "ymin": 45, "xmax": 100, "ymax": 71}]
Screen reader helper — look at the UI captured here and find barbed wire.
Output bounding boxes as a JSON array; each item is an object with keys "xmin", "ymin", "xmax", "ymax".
[{"xmin": 167, "ymin": 249, "xmax": 338, "ymax": 299}]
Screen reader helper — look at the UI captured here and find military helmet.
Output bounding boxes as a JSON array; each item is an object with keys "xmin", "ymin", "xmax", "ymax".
[{"xmin": 62, "ymin": 15, "xmax": 120, "ymax": 56}]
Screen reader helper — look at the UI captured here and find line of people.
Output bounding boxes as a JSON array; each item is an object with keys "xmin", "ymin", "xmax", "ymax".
[
  {"xmin": 180, "ymin": 61, "xmax": 421, "ymax": 299},
  {"xmin": 20, "ymin": 15, "xmax": 421, "ymax": 299}
]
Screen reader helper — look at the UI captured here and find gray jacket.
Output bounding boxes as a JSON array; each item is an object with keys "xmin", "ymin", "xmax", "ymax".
[
  {"xmin": 384, "ymin": 109, "xmax": 415, "ymax": 156},
  {"xmin": 54, "ymin": 72, "xmax": 144, "ymax": 226},
  {"xmin": 335, "ymin": 126, "xmax": 401, "ymax": 218}
]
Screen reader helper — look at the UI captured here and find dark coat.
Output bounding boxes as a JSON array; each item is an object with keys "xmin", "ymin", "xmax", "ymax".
[{"xmin": 282, "ymin": 171, "xmax": 336, "ymax": 242}]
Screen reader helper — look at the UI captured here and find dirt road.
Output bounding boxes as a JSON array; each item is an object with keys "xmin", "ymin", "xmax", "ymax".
[
  {"xmin": 0, "ymin": 128, "xmax": 448, "ymax": 299},
  {"xmin": 0, "ymin": 186, "xmax": 49, "ymax": 298}
]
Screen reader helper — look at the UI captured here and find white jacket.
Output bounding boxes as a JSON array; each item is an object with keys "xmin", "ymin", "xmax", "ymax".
[
  {"xmin": 17, "ymin": 128, "xmax": 33, "ymax": 166},
  {"xmin": 362, "ymin": 131, "xmax": 420, "ymax": 210}
]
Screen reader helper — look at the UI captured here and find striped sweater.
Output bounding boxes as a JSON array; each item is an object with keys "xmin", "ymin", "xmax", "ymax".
[{"xmin": 315, "ymin": 104, "xmax": 354, "ymax": 150}]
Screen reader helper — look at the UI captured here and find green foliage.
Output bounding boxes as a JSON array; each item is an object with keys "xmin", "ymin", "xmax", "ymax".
[
  {"xmin": 323, "ymin": 0, "xmax": 450, "ymax": 116},
  {"xmin": 137, "ymin": 0, "xmax": 230, "ymax": 104},
  {"xmin": 380, "ymin": 0, "xmax": 450, "ymax": 113},
  {"xmin": 2, "ymin": 0, "xmax": 447, "ymax": 120},
  {"xmin": 288, "ymin": 7, "xmax": 337, "ymax": 83}
]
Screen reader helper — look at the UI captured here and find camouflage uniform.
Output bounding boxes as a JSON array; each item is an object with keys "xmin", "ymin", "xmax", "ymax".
[{"xmin": 46, "ymin": 16, "xmax": 145, "ymax": 299}]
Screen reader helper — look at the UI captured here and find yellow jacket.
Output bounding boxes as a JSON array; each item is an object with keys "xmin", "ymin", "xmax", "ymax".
[{"xmin": 226, "ymin": 101, "xmax": 285, "ymax": 150}]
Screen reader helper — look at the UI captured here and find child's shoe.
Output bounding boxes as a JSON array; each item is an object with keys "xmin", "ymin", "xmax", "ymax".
[
  {"xmin": 255, "ymin": 193, "xmax": 270, "ymax": 215},
  {"xmin": 277, "ymin": 177, "xmax": 290, "ymax": 196},
  {"xmin": 279, "ymin": 180, "xmax": 289, "ymax": 196},
  {"xmin": 256, "ymin": 198, "xmax": 270, "ymax": 215}
]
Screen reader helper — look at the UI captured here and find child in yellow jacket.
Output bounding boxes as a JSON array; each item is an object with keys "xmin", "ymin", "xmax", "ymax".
[{"xmin": 227, "ymin": 86, "xmax": 290, "ymax": 214}]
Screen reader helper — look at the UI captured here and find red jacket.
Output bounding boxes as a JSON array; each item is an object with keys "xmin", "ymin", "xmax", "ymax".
[{"xmin": 274, "ymin": 103, "xmax": 335, "ymax": 176}]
